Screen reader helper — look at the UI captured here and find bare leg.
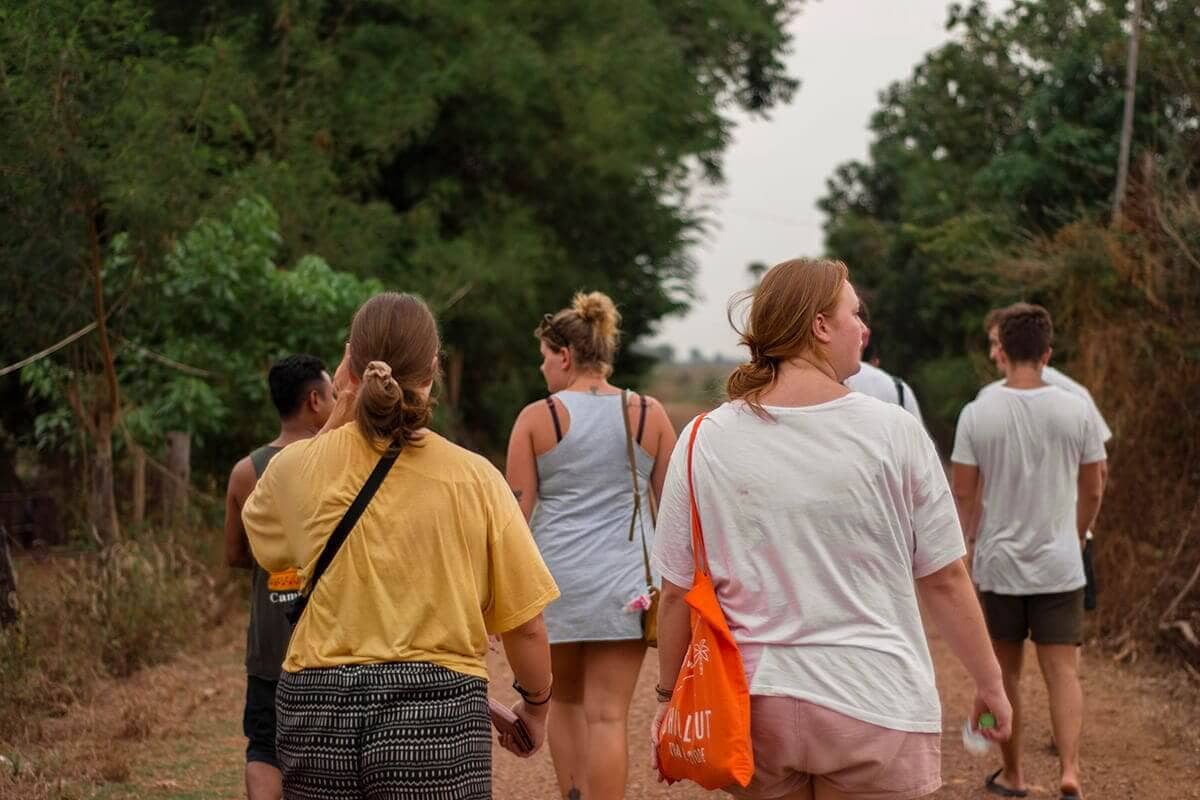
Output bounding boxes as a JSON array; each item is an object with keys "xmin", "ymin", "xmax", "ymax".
[
  {"xmin": 246, "ymin": 761, "xmax": 282, "ymax": 800},
  {"xmin": 548, "ymin": 643, "xmax": 589, "ymax": 799},
  {"xmin": 1036, "ymin": 644, "xmax": 1084, "ymax": 798},
  {"xmin": 581, "ymin": 640, "xmax": 646, "ymax": 800},
  {"xmin": 992, "ymin": 639, "xmax": 1027, "ymax": 793}
]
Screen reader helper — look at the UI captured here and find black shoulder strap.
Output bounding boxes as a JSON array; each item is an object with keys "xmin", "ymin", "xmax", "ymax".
[
  {"xmin": 286, "ymin": 447, "xmax": 399, "ymax": 626},
  {"xmin": 894, "ymin": 376, "xmax": 906, "ymax": 408},
  {"xmin": 636, "ymin": 394, "xmax": 648, "ymax": 445},
  {"xmin": 546, "ymin": 397, "xmax": 563, "ymax": 442}
]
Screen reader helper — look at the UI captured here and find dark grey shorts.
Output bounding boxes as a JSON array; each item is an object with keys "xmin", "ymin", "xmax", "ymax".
[
  {"xmin": 979, "ymin": 589, "xmax": 1085, "ymax": 645},
  {"xmin": 275, "ymin": 661, "xmax": 490, "ymax": 800}
]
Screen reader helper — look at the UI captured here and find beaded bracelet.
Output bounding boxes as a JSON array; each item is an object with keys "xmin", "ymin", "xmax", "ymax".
[{"xmin": 655, "ymin": 684, "xmax": 673, "ymax": 702}]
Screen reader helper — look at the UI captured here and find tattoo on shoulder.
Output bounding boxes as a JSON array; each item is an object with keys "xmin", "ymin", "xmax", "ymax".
[{"xmin": 589, "ymin": 385, "xmax": 599, "ymax": 395}]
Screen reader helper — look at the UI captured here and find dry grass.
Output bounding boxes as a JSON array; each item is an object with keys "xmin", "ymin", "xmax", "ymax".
[
  {"xmin": 1006, "ymin": 181, "xmax": 1200, "ymax": 665},
  {"xmin": 0, "ymin": 531, "xmax": 231, "ymax": 744}
]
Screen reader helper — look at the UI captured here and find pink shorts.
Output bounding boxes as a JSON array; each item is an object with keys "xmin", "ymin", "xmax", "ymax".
[{"xmin": 724, "ymin": 696, "xmax": 942, "ymax": 800}]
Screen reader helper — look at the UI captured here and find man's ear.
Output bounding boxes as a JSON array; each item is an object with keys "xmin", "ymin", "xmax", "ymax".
[{"xmin": 1041, "ymin": 346, "xmax": 1054, "ymax": 368}]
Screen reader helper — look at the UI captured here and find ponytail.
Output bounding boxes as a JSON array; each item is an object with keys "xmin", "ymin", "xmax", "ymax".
[
  {"xmin": 347, "ymin": 293, "xmax": 440, "ymax": 452},
  {"xmin": 355, "ymin": 361, "xmax": 432, "ymax": 450}
]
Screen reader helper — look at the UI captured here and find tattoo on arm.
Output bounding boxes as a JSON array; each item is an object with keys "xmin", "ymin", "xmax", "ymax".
[
  {"xmin": 566, "ymin": 785, "xmax": 582, "ymax": 800},
  {"xmin": 513, "ymin": 488, "xmax": 524, "ymax": 501}
]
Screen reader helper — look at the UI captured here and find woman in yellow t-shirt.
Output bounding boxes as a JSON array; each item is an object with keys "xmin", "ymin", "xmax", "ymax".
[{"xmin": 242, "ymin": 292, "xmax": 559, "ymax": 800}]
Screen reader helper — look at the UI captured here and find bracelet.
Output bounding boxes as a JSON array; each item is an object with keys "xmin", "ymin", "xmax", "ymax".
[
  {"xmin": 655, "ymin": 684, "xmax": 673, "ymax": 703},
  {"xmin": 512, "ymin": 679, "xmax": 553, "ymax": 706}
]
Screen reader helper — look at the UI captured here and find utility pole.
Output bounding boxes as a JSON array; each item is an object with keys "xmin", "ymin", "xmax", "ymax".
[{"xmin": 1112, "ymin": 0, "xmax": 1142, "ymax": 224}]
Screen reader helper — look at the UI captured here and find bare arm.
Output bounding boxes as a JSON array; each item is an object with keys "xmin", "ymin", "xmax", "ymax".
[
  {"xmin": 499, "ymin": 612, "xmax": 552, "ymax": 755},
  {"xmin": 1077, "ymin": 461, "xmax": 1105, "ymax": 543},
  {"xmin": 655, "ymin": 578, "xmax": 691, "ymax": 693},
  {"xmin": 645, "ymin": 398, "xmax": 677, "ymax": 506},
  {"xmin": 504, "ymin": 407, "xmax": 539, "ymax": 522},
  {"xmin": 916, "ymin": 559, "xmax": 1012, "ymax": 741},
  {"xmin": 223, "ymin": 459, "xmax": 256, "ymax": 569},
  {"xmin": 951, "ymin": 462, "xmax": 981, "ymax": 564}
]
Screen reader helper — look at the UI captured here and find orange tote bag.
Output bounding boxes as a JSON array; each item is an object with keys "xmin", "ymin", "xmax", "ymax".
[{"xmin": 656, "ymin": 413, "xmax": 754, "ymax": 789}]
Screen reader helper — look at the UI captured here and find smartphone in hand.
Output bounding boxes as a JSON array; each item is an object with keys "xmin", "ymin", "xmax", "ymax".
[{"xmin": 488, "ymin": 697, "xmax": 534, "ymax": 754}]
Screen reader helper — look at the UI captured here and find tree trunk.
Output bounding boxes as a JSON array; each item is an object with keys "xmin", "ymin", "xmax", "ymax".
[
  {"xmin": 89, "ymin": 410, "xmax": 119, "ymax": 543},
  {"xmin": 1112, "ymin": 0, "xmax": 1142, "ymax": 223},
  {"xmin": 164, "ymin": 431, "xmax": 191, "ymax": 528},
  {"xmin": 131, "ymin": 446, "xmax": 146, "ymax": 528},
  {"xmin": 83, "ymin": 201, "xmax": 122, "ymax": 543},
  {"xmin": 0, "ymin": 524, "xmax": 17, "ymax": 628}
]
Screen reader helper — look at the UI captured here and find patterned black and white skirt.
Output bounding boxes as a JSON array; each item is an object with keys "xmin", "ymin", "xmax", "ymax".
[{"xmin": 276, "ymin": 661, "xmax": 491, "ymax": 800}]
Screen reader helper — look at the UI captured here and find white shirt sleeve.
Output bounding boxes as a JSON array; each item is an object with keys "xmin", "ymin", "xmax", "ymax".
[
  {"xmin": 651, "ymin": 418, "xmax": 698, "ymax": 588},
  {"xmin": 1084, "ymin": 391, "xmax": 1113, "ymax": 444},
  {"xmin": 1081, "ymin": 407, "xmax": 1108, "ymax": 465},
  {"xmin": 902, "ymin": 380, "xmax": 924, "ymax": 424},
  {"xmin": 950, "ymin": 403, "xmax": 977, "ymax": 466},
  {"xmin": 908, "ymin": 422, "xmax": 967, "ymax": 577}
]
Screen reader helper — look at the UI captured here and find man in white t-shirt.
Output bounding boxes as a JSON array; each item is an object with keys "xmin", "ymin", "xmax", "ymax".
[
  {"xmin": 981, "ymin": 305, "xmax": 1110, "ymax": 614},
  {"xmin": 845, "ymin": 304, "xmax": 924, "ymax": 422},
  {"xmin": 951, "ymin": 304, "xmax": 1106, "ymax": 800}
]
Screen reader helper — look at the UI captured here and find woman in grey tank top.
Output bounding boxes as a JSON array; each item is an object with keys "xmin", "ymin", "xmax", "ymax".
[{"xmin": 506, "ymin": 291, "xmax": 677, "ymax": 800}]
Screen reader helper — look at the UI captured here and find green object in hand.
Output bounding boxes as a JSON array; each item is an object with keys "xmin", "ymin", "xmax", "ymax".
[{"xmin": 978, "ymin": 712, "xmax": 996, "ymax": 730}]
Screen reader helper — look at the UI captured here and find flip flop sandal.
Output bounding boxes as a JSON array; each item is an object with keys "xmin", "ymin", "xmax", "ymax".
[{"xmin": 985, "ymin": 769, "xmax": 1029, "ymax": 798}]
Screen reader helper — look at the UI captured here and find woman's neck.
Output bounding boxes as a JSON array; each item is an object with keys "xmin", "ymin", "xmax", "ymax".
[
  {"xmin": 756, "ymin": 354, "xmax": 849, "ymax": 408},
  {"xmin": 563, "ymin": 372, "xmax": 616, "ymax": 395}
]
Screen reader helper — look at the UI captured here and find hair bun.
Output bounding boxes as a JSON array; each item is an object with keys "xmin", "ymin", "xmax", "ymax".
[{"xmin": 572, "ymin": 291, "xmax": 620, "ymax": 341}]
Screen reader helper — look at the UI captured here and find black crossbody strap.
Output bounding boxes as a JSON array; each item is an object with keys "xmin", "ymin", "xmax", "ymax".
[{"xmin": 287, "ymin": 447, "xmax": 399, "ymax": 626}]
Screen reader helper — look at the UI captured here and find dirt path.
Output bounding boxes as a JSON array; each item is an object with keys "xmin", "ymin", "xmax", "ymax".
[{"xmin": 3, "ymin": 614, "xmax": 1197, "ymax": 799}]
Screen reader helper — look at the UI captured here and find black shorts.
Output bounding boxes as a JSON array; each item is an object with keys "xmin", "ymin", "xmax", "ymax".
[
  {"xmin": 243, "ymin": 675, "xmax": 279, "ymax": 767},
  {"xmin": 979, "ymin": 589, "xmax": 1085, "ymax": 645}
]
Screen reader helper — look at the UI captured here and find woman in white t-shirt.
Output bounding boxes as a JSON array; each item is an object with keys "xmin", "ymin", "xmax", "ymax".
[{"xmin": 650, "ymin": 258, "xmax": 1011, "ymax": 800}]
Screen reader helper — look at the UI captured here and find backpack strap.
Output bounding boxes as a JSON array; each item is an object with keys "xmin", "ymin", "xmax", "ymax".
[
  {"xmin": 546, "ymin": 397, "xmax": 563, "ymax": 443},
  {"xmin": 894, "ymin": 376, "xmax": 906, "ymax": 408}
]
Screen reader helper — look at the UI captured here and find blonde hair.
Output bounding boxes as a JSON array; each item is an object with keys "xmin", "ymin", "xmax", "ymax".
[
  {"xmin": 348, "ymin": 292, "xmax": 440, "ymax": 451},
  {"xmin": 535, "ymin": 291, "xmax": 622, "ymax": 376},
  {"xmin": 726, "ymin": 258, "xmax": 850, "ymax": 416}
]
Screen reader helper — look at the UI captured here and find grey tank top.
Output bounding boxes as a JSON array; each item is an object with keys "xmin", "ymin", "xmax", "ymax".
[
  {"xmin": 529, "ymin": 392, "xmax": 656, "ymax": 644},
  {"xmin": 245, "ymin": 445, "xmax": 298, "ymax": 679}
]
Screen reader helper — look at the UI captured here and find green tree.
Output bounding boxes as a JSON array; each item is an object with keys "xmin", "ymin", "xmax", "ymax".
[{"xmin": 819, "ymin": 0, "xmax": 1197, "ymax": 444}]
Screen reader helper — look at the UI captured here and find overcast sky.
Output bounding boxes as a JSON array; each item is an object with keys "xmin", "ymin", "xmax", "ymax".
[{"xmin": 652, "ymin": 0, "xmax": 1010, "ymax": 360}]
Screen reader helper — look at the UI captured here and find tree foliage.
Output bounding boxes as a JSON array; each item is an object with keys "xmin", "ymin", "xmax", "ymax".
[
  {"xmin": 1, "ymin": 0, "xmax": 800, "ymax": 513},
  {"xmin": 819, "ymin": 0, "xmax": 1199, "ymax": 443}
]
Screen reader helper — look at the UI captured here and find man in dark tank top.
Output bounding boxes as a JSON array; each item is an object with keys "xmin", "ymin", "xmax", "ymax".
[{"xmin": 223, "ymin": 354, "xmax": 334, "ymax": 800}]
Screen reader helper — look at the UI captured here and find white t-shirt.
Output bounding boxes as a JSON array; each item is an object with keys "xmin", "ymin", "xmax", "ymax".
[
  {"xmin": 845, "ymin": 362, "xmax": 924, "ymax": 423},
  {"xmin": 980, "ymin": 366, "xmax": 1111, "ymax": 442},
  {"xmin": 651, "ymin": 396, "xmax": 965, "ymax": 734},
  {"xmin": 951, "ymin": 385, "xmax": 1107, "ymax": 595}
]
